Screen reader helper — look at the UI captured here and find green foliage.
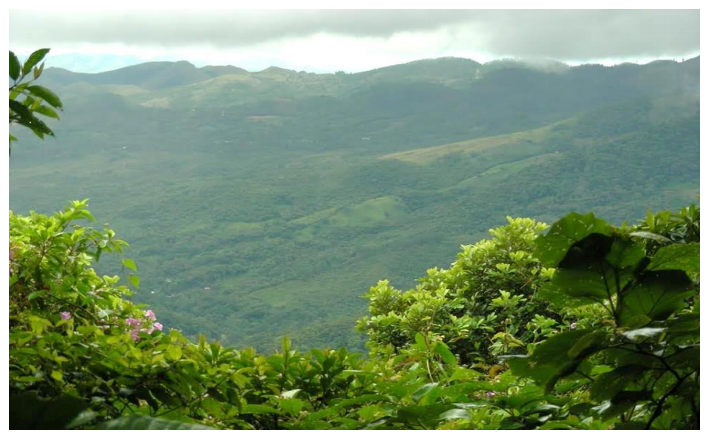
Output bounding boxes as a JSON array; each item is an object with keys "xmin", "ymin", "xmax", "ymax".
[
  {"xmin": 8, "ymin": 48, "xmax": 699, "ymax": 429},
  {"xmin": 9, "ymin": 48, "xmax": 63, "ymax": 152},
  {"xmin": 8, "ymin": 203, "xmax": 699, "ymax": 429},
  {"xmin": 506, "ymin": 205, "xmax": 700, "ymax": 429},
  {"xmin": 358, "ymin": 217, "xmax": 559, "ymax": 364}
]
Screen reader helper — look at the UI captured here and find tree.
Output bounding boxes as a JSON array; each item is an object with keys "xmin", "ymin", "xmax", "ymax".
[{"xmin": 9, "ymin": 48, "xmax": 63, "ymax": 154}]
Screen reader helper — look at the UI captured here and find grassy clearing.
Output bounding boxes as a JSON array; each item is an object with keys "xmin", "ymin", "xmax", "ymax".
[{"xmin": 379, "ymin": 123, "xmax": 560, "ymax": 164}]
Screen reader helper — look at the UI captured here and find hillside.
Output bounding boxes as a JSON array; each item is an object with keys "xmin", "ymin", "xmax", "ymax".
[{"xmin": 9, "ymin": 56, "xmax": 700, "ymax": 351}]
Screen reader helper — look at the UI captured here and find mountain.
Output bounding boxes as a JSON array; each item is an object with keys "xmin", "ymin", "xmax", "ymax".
[
  {"xmin": 17, "ymin": 52, "xmax": 146, "ymax": 73},
  {"xmin": 42, "ymin": 60, "xmax": 248, "ymax": 90},
  {"xmin": 9, "ymin": 56, "xmax": 699, "ymax": 351}
]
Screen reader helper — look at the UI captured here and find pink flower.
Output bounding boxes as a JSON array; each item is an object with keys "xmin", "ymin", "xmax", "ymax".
[
  {"xmin": 153, "ymin": 322, "xmax": 164, "ymax": 332},
  {"xmin": 486, "ymin": 391, "xmax": 497, "ymax": 398},
  {"xmin": 60, "ymin": 311, "xmax": 72, "ymax": 320},
  {"xmin": 144, "ymin": 310, "xmax": 156, "ymax": 321},
  {"xmin": 130, "ymin": 329, "xmax": 141, "ymax": 341},
  {"xmin": 570, "ymin": 322, "xmax": 578, "ymax": 330},
  {"xmin": 125, "ymin": 318, "xmax": 141, "ymax": 327}
]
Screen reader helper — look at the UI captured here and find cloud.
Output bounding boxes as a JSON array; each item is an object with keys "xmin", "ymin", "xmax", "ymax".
[{"xmin": 10, "ymin": 10, "xmax": 700, "ymax": 68}]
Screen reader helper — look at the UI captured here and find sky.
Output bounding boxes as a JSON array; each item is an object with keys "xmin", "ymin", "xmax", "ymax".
[{"xmin": 9, "ymin": 9, "xmax": 701, "ymax": 73}]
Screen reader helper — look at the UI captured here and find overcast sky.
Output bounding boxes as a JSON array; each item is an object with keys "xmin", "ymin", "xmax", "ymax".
[{"xmin": 9, "ymin": 9, "xmax": 701, "ymax": 73}]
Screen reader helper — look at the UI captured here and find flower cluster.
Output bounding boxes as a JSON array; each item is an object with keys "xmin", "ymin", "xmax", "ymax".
[{"xmin": 125, "ymin": 310, "xmax": 163, "ymax": 341}]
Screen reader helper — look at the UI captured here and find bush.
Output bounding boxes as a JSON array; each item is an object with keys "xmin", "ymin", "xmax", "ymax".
[{"xmin": 357, "ymin": 217, "xmax": 561, "ymax": 364}]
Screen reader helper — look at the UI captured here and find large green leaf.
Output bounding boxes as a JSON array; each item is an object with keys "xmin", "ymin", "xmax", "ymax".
[
  {"xmin": 646, "ymin": 243, "xmax": 699, "ymax": 273},
  {"xmin": 10, "ymin": 393, "xmax": 87, "ymax": 429},
  {"xmin": 433, "ymin": 341, "xmax": 457, "ymax": 366},
  {"xmin": 590, "ymin": 365, "xmax": 645, "ymax": 401},
  {"xmin": 506, "ymin": 329, "xmax": 604, "ymax": 392},
  {"xmin": 26, "ymin": 85, "xmax": 63, "ymax": 109},
  {"xmin": 539, "ymin": 268, "xmax": 615, "ymax": 308},
  {"xmin": 98, "ymin": 415, "xmax": 214, "ymax": 430},
  {"xmin": 33, "ymin": 104, "xmax": 60, "ymax": 119},
  {"xmin": 534, "ymin": 212, "xmax": 612, "ymax": 267},
  {"xmin": 605, "ymin": 238, "xmax": 645, "ymax": 269},
  {"xmin": 618, "ymin": 270, "xmax": 695, "ymax": 326}
]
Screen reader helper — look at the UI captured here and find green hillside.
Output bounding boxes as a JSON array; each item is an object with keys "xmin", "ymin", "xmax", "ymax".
[{"xmin": 9, "ymin": 57, "xmax": 699, "ymax": 351}]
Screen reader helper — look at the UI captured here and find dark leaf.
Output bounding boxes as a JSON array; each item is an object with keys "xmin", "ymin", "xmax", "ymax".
[
  {"xmin": 618, "ymin": 270, "xmax": 695, "ymax": 326},
  {"xmin": 9, "ymin": 393, "xmax": 87, "ymax": 429},
  {"xmin": 10, "ymin": 51, "xmax": 20, "ymax": 80},
  {"xmin": 534, "ymin": 212, "xmax": 612, "ymax": 267}
]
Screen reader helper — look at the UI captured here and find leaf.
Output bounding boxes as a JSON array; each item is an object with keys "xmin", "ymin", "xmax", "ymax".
[
  {"xmin": 394, "ymin": 404, "xmax": 455, "ymax": 428},
  {"xmin": 414, "ymin": 332, "xmax": 427, "ymax": 349},
  {"xmin": 166, "ymin": 345, "xmax": 182, "ymax": 361},
  {"xmin": 306, "ymin": 394, "xmax": 389, "ymax": 421},
  {"xmin": 539, "ymin": 268, "xmax": 613, "ymax": 308},
  {"xmin": 629, "ymin": 231, "xmax": 672, "ymax": 244},
  {"xmin": 241, "ymin": 404, "xmax": 281, "ymax": 415},
  {"xmin": 64, "ymin": 410, "xmax": 97, "ymax": 429},
  {"xmin": 568, "ymin": 330, "xmax": 607, "ymax": 359},
  {"xmin": 534, "ymin": 212, "xmax": 612, "ymax": 267},
  {"xmin": 34, "ymin": 105, "xmax": 59, "ymax": 119},
  {"xmin": 411, "ymin": 383, "xmax": 439, "ymax": 403},
  {"xmin": 10, "ymin": 51, "xmax": 20, "ymax": 80},
  {"xmin": 10, "ymin": 393, "xmax": 87, "ymax": 429},
  {"xmin": 449, "ymin": 367, "xmax": 482, "ymax": 381},
  {"xmin": 27, "ymin": 290, "xmax": 47, "ymax": 301},
  {"xmin": 21, "ymin": 48, "xmax": 50, "ymax": 77},
  {"xmin": 33, "ymin": 62, "xmax": 45, "ymax": 80},
  {"xmin": 622, "ymin": 327, "xmax": 666, "ymax": 341},
  {"xmin": 122, "ymin": 258, "xmax": 138, "ymax": 271},
  {"xmin": 590, "ymin": 365, "xmax": 644, "ymax": 401},
  {"xmin": 281, "ymin": 389, "xmax": 301, "ymax": 399},
  {"xmin": 26, "ymin": 85, "xmax": 63, "ymax": 109},
  {"xmin": 433, "ymin": 341, "xmax": 457, "ymax": 366},
  {"xmin": 279, "ymin": 398, "xmax": 304, "ymax": 416},
  {"xmin": 646, "ymin": 243, "xmax": 699, "ymax": 273},
  {"xmin": 437, "ymin": 408, "xmax": 471, "ymax": 421},
  {"xmin": 666, "ymin": 345, "xmax": 699, "ymax": 370},
  {"xmin": 618, "ymin": 270, "xmax": 695, "ymax": 326},
  {"xmin": 605, "ymin": 238, "xmax": 645, "ymax": 269},
  {"xmin": 506, "ymin": 329, "xmax": 600, "ymax": 393},
  {"xmin": 128, "ymin": 274, "xmax": 140, "ymax": 288},
  {"xmin": 98, "ymin": 415, "xmax": 214, "ymax": 430}
]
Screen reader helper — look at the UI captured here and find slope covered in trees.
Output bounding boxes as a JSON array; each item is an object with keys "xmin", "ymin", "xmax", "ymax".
[{"xmin": 9, "ymin": 56, "xmax": 700, "ymax": 350}]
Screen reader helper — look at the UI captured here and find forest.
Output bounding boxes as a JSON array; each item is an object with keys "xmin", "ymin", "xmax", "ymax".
[
  {"xmin": 9, "ymin": 52, "xmax": 699, "ymax": 351},
  {"xmin": 8, "ymin": 49, "xmax": 700, "ymax": 430}
]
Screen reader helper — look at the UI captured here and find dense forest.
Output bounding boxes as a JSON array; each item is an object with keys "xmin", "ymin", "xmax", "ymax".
[
  {"xmin": 9, "ymin": 49, "xmax": 700, "ymax": 430},
  {"xmin": 9, "ymin": 54, "xmax": 699, "ymax": 351}
]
